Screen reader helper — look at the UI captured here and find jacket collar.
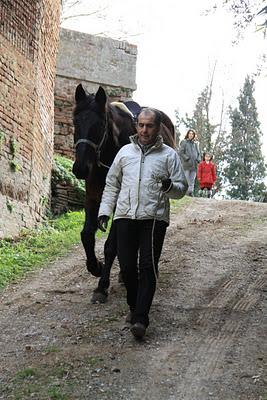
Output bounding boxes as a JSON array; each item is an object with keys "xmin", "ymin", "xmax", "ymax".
[{"xmin": 130, "ymin": 134, "xmax": 163, "ymax": 152}]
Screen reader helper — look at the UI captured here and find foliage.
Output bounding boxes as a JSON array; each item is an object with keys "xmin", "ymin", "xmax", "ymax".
[
  {"xmin": 225, "ymin": 76, "xmax": 266, "ymax": 200},
  {"xmin": 170, "ymin": 196, "xmax": 192, "ymax": 210},
  {"xmin": 6, "ymin": 198, "xmax": 13, "ymax": 213},
  {"xmin": 16, "ymin": 368, "xmax": 37, "ymax": 379},
  {"xmin": 0, "ymin": 196, "xmax": 189, "ymax": 290},
  {"xmin": 174, "ymin": 109, "xmax": 182, "ymax": 145},
  {"xmin": 2, "ymin": 363, "xmax": 71, "ymax": 399},
  {"xmin": 8, "ymin": 137, "xmax": 22, "ymax": 173},
  {"xmin": 208, "ymin": 0, "xmax": 267, "ymax": 41},
  {"xmin": 0, "ymin": 211, "xmax": 88, "ymax": 289},
  {"xmin": 52, "ymin": 154, "xmax": 86, "ymax": 206},
  {"xmin": 47, "ymin": 386, "xmax": 68, "ymax": 400},
  {"xmin": 9, "ymin": 160, "xmax": 22, "ymax": 172},
  {"xmin": 182, "ymin": 86, "xmax": 216, "ymax": 152},
  {"xmin": 10, "ymin": 137, "xmax": 18, "ymax": 156},
  {"xmin": 0, "ymin": 129, "xmax": 5, "ymax": 150}
]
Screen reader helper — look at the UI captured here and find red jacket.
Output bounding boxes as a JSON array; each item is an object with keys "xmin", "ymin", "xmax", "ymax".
[{"xmin": 197, "ymin": 161, "xmax": 216, "ymax": 187}]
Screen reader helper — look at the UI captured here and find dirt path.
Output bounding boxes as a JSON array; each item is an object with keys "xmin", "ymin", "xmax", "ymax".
[{"xmin": 0, "ymin": 198, "xmax": 266, "ymax": 400}]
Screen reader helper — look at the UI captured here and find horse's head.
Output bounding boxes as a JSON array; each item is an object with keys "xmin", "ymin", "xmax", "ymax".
[{"xmin": 72, "ymin": 84, "xmax": 108, "ymax": 180}]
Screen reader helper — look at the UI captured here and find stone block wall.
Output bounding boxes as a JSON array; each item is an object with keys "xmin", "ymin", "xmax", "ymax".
[
  {"xmin": 54, "ymin": 28, "xmax": 137, "ymax": 159},
  {"xmin": 0, "ymin": 0, "xmax": 61, "ymax": 238}
]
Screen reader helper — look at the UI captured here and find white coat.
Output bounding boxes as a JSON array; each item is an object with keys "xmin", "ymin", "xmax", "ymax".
[{"xmin": 98, "ymin": 135, "xmax": 188, "ymax": 225}]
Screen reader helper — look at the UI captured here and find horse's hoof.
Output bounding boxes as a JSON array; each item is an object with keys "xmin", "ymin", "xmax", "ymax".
[
  {"xmin": 91, "ymin": 290, "xmax": 108, "ymax": 304},
  {"xmin": 87, "ymin": 260, "xmax": 103, "ymax": 278}
]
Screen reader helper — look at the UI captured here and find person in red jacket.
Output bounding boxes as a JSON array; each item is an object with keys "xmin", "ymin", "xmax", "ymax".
[{"xmin": 197, "ymin": 152, "xmax": 217, "ymax": 198}]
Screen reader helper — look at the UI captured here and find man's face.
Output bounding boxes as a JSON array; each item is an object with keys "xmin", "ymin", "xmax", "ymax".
[{"xmin": 137, "ymin": 111, "xmax": 159, "ymax": 145}]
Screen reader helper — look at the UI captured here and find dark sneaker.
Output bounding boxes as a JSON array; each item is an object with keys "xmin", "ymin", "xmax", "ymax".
[{"xmin": 131, "ymin": 322, "xmax": 146, "ymax": 339}]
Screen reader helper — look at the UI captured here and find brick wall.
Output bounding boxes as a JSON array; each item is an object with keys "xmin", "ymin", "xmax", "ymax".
[
  {"xmin": 54, "ymin": 28, "xmax": 137, "ymax": 159},
  {"xmin": 0, "ymin": 0, "xmax": 61, "ymax": 238}
]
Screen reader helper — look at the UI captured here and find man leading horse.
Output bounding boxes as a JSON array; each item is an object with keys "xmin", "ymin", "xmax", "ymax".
[{"xmin": 97, "ymin": 108, "xmax": 188, "ymax": 339}]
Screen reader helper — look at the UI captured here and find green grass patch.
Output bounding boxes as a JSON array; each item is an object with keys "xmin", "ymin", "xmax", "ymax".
[
  {"xmin": 0, "ymin": 211, "xmax": 92, "ymax": 289},
  {"xmin": 47, "ymin": 386, "xmax": 69, "ymax": 400},
  {"xmin": 44, "ymin": 345, "xmax": 62, "ymax": 354},
  {"xmin": 2, "ymin": 363, "xmax": 74, "ymax": 400},
  {"xmin": 0, "ymin": 194, "xmax": 188, "ymax": 290},
  {"xmin": 170, "ymin": 195, "xmax": 192, "ymax": 211},
  {"xmin": 16, "ymin": 367, "xmax": 38, "ymax": 379},
  {"xmin": 85, "ymin": 355, "xmax": 104, "ymax": 367}
]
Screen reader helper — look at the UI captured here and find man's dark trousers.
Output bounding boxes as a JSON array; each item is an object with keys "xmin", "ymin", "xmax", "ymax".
[{"xmin": 116, "ymin": 218, "xmax": 167, "ymax": 327}]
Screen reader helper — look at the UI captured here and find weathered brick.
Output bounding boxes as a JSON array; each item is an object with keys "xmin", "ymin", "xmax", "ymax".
[{"xmin": 0, "ymin": 0, "xmax": 61, "ymax": 239}]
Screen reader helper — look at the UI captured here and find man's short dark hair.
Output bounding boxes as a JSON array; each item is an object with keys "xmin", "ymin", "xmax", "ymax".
[{"xmin": 138, "ymin": 108, "xmax": 161, "ymax": 127}]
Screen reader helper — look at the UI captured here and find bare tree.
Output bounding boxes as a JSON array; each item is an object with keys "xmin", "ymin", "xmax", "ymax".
[
  {"xmin": 60, "ymin": 0, "xmax": 108, "ymax": 24},
  {"xmin": 60, "ymin": 0, "xmax": 143, "ymax": 41},
  {"xmin": 205, "ymin": 0, "xmax": 267, "ymax": 42}
]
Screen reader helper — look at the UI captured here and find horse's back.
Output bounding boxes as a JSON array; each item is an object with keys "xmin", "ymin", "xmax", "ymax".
[{"xmin": 111, "ymin": 99, "xmax": 176, "ymax": 149}]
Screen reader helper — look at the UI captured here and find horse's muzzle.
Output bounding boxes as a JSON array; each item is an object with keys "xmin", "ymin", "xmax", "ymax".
[{"xmin": 72, "ymin": 161, "xmax": 89, "ymax": 180}]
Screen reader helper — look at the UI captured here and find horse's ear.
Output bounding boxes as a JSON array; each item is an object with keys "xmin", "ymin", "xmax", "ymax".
[
  {"xmin": 95, "ymin": 86, "xmax": 107, "ymax": 112},
  {"xmin": 75, "ymin": 84, "xmax": 87, "ymax": 103}
]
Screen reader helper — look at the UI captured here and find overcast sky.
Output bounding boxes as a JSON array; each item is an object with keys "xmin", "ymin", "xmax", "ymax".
[{"xmin": 62, "ymin": 0, "xmax": 267, "ymax": 159}]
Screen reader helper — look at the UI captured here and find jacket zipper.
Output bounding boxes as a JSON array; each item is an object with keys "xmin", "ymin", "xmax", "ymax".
[{"xmin": 135, "ymin": 151, "xmax": 145, "ymax": 218}]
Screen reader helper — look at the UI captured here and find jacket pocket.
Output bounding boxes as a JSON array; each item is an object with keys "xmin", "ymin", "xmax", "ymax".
[
  {"xmin": 144, "ymin": 193, "xmax": 166, "ymax": 218},
  {"xmin": 116, "ymin": 188, "xmax": 131, "ymax": 215}
]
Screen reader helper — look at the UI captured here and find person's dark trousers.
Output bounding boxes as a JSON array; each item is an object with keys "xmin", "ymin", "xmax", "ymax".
[{"xmin": 115, "ymin": 218, "xmax": 167, "ymax": 327}]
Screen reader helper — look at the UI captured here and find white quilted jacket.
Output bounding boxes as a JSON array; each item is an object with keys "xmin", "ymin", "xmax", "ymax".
[{"xmin": 98, "ymin": 135, "xmax": 188, "ymax": 225}]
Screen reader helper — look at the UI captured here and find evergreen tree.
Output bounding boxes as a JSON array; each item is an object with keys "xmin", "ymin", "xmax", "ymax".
[
  {"xmin": 182, "ymin": 86, "xmax": 216, "ymax": 152},
  {"xmin": 225, "ymin": 76, "xmax": 266, "ymax": 201},
  {"xmin": 174, "ymin": 109, "xmax": 182, "ymax": 146}
]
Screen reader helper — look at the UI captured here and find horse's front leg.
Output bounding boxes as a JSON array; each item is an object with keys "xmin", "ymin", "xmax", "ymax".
[
  {"xmin": 91, "ymin": 221, "xmax": 117, "ymax": 303},
  {"xmin": 81, "ymin": 201, "xmax": 103, "ymax": 277}
]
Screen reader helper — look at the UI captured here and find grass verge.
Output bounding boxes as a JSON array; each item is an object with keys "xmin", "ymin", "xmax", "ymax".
[
  {"xmin": 170, "ymin": 195, "xmax": 192, "ymax": 211},
  {"xmin": 0, "ymin": 196, "xmax": 190, "ymax": 290},
  {"xmin": 0, "ymin": 211, "xmax": 92, "ymax": 289}
]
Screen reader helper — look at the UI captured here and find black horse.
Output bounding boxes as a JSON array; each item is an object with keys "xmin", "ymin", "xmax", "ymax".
[{"xmin": 72, "ymin": 84, "xmax": 175, "ymax": 303}]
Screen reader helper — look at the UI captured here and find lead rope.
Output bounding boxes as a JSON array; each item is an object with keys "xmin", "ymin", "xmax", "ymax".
[
  {"xmin": 151, "ymin": 190, "xmax": 164, "ymax": 288},
  {"xmin": 150, "ymin": 178, "xmax": 166, "ymax": 288},
  {"xmin": 97, "ymin": 156, "xmax": 110, "ymax": 169}
]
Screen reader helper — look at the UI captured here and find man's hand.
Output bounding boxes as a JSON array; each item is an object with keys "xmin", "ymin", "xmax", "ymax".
[
  {"xmin": 97, "ymin": 215, "xmax": 109, "ymax": 232},
  {"xmin": 161, "ymin": 178, "xmax": 173, "ymax": 193}
]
